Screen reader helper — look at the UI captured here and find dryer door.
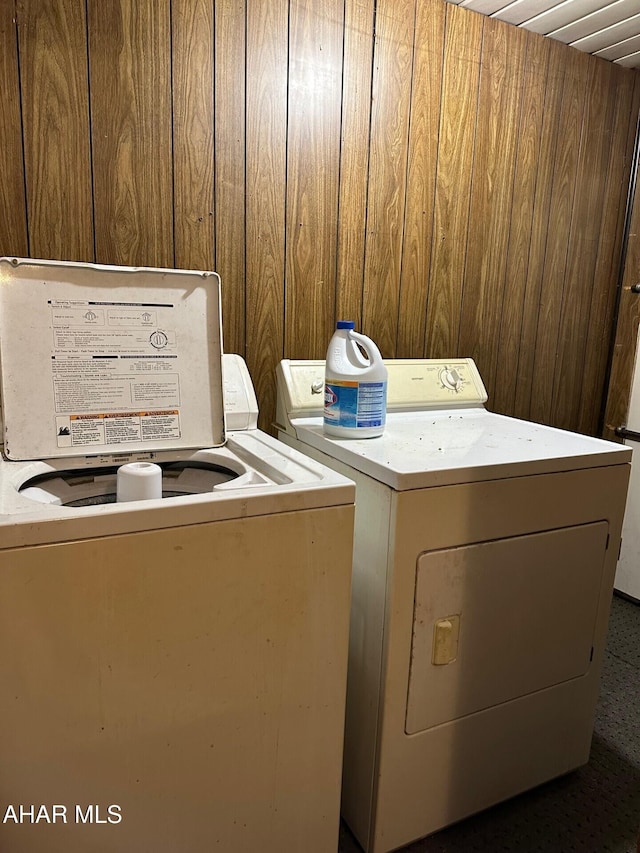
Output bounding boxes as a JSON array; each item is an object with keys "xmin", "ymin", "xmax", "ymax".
[{"xmin": 405, "ymin": 522, "xmax": 608, "ymax": 734}]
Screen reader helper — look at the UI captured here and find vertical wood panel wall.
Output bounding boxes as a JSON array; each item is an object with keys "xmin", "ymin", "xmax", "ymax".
[{"xmin": 1, "ymin": 0, "xmax": 639, "ymax": 434}]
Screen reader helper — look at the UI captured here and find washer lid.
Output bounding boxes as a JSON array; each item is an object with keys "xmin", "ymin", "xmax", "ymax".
[{"xmin": 0, "ymin": 258, "xmax": 225, "ymax": 461}]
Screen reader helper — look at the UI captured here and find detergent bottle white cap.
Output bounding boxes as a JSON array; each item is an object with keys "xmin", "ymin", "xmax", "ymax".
[{"xmin": 324, "ymin": 321, "xmax": 388, "ymax": 438}]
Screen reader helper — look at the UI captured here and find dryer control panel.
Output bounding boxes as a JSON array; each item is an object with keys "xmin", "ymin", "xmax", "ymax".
[
  {"xmin": 386, "ymin": 359, "xmax": 488, "ymax": 407},
  {"xmin": 276, "ymin": 358, "xmax": 488, "ymax": 431}
]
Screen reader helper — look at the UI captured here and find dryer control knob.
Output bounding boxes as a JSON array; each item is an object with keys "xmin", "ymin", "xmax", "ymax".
[{"xmin": 440, "ymin": 367, "xmax": 463, "ymax": 392}]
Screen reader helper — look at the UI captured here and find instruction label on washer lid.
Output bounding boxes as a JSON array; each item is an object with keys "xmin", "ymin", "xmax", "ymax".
[
  {"xmin": 50, "ymin": 299, "xmax": 184, "ymax": 447},
  {"xmin": 0, "ymin": 259, "xmax": 224, "ymax": 460}
]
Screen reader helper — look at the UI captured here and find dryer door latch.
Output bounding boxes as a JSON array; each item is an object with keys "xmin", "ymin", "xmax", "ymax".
[{"xmin": 432, "ymin": 615, "xmax": 460, "ymax": 665}]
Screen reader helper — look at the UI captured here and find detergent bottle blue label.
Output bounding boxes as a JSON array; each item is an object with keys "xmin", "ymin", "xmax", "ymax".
[{"xmin": 324, "ymin": 380, "xmax": 386, "ymax": 429}]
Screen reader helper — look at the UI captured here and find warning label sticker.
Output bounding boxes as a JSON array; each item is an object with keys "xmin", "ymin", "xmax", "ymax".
[{"xmin": 55, "ymin": 411, "xmax": 181, "ymax": 448}]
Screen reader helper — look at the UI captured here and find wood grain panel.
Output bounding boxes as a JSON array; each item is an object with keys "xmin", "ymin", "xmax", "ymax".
[
  {"xmin": 19, "ymin": 0, "xmax": 93, "ymax": 261},
  {"xmin": 246, "ymin": 0, "xmax": 288, "ymax": 432},
  {"xmin": 88, "ymin": 0, "xmax": 173, "ymax": 267},
  {"xmin": 425, "ymin": 2, "xmax": 483, "ymax": 359},
  {"xmin": 171, "ymin": 0, "xmax": 215, "ymax": 271},
  {"xmin": 584, "ymin": 70, "xmax": 640, "ymax": 436},
  {"xmin": 513, "ymin": 40, "xmax": 566, "ymax": 420},
  {"xmin": 214, "ymin": 0, "xmax": 245, "ymax": 355},
  {"xmin": 458, "ymin": 18, "xmax": 526, "ymax": 396},
  {"xmin": 603, "ymin": 77, "xmax": 640, "ymax": 441},
  {"xmin": 335, "ymin": 0, "xmax": 375, "ymax": 326},
  {"xmin": 529, "ymin": 50, "xmax": 589, "ymax": 425},
  {"xmin": 1, "ymin": 0, "xmax": 637, "ymax": 439},
  {"xmin": 396, "ymin": 0, "xmax": 445, "ymax": 357},
  {"xmin": 361, "ymin": 0, "xmax": 415, "ymax": 357},
  {"xmin": 603, "ymin": 175, "xmax": 640, "ymax": 440},
  {"xmin": 286, "ymin": 0, "xmax": 344, "ymax": 358},
  {"xmin": 492, "ymin": 33, "xmax": 550, "ymax": 415},
  {"xmin": 0, "ymin": 3, "xmax": 28, "ymax": 257},
  {"xmin": 550, "ymin": 56, "xmax": 615, "ymax": 430}
]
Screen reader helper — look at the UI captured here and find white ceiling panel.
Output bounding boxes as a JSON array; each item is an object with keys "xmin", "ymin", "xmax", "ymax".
[
  {"xmin": 616, "ymin": 50, "xmax": 640, "ymax": 65},
  {"xmin": 458, "ymin": 0, "xmax": 513, "ymax": 13},
  {"xmin": 497, "ymin": 0, "xmax": 594, "ymax": 27},
  {"xmin": 550, "ymin": 0, "xmax": 640, "ymax": 43},
  {"xmin": 595, "ymin": 31, "xmax": 640, "ymax": 59},
  {"xmin": 445, "ymin": 0, "xmax": 640, "ymax": 68},
  {"xmin": 571, "ymin": 11, "xmax": 640, "ymax": 51}
]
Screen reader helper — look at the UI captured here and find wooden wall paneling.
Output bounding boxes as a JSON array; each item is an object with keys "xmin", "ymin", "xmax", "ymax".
[
  {"xmin": 425, "ymin": 3, "xmax": 483, "ymax": 359},
  {"xmin": 88, "ymin": 0, "xmax": 173, "ymax": 268},
  {"xmin": 513, "ymin": 40, "xmax": 566, "ymax": 420},
  {"xmin": 602, "ymin": 76, "xmax": 640, "ymax": 441},
  {"xmin": 214, "ymin": 0, "xmax": 245, "ymax": 356},
  {"xmin": 18, "ymin": 0, "xmax": 93, "ymax": 262},
  {"xmin": 396, "ymin": 0, "xmax": 445, "ymax": 357},
  {"xmin": 550, "ymin": 56, "xmax": 615, "ymax": 430},
  {"xmin": 0, "ymin": 4, "xmax": 28, "ymax": 257},
  {"xmin": 335, "ymin": 0, "xmax": 375, "ymax": 327},
  {"xmin": 603, "ymin": 152, "xmax": 640, "ymax": 441},
  {"xmin": 246, "ymin": 0, "xmax": 288, "ymax": 432},
  {"xmin": 581, "ymin": 69, "xmax": 640, "ymax": 436},
  {"xmin": 5, "ymin": 0, "xmax": 637, "ymax": 439},
  {"xmin": 285, "ymin": 0, "xmax": 344, "ymax": 358},
  {"xmin": 492, "ymin": 33, "xmax": 550, "ymax": 416},
  {"xmin": 361, "ymin": 0, "xmax": 416, "ymax": 357},
  {"xmin": 458, "ymin": 18, "xmax": 526, "ymax": 397},
  {"xmin": 171, "ymin": 0, "xmax": 215, "ymax": 272},
  {"xmin": 529, "ymin": 50, "xmax": 589, "ymax": 426}
]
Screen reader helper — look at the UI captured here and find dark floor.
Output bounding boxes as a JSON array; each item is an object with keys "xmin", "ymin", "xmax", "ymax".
[{"xmin": 339, "ymin": 593, "xmax": 640, "ymax": 853}]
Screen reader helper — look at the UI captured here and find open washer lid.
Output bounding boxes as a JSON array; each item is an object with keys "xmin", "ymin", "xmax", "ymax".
[{"xmin": 0, "ymin": 258, "xmax": 224, "ymax": 461}]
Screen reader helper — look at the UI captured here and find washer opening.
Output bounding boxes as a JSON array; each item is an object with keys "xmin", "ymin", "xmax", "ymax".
[{"xmin": 19, "ymin": 460, "xmax": 240, "ymax": 506}]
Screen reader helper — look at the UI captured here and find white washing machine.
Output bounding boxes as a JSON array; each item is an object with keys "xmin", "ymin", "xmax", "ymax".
[
  {"xmin": 276, "ymin": 358, "xmax": 631, "ymax": 853},
  {"xmin": 0, "ymin": 258, "xmax": 355, "ymax": 853}
]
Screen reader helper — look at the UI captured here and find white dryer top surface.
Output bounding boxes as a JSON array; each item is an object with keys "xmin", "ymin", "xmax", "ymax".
[{"xmin": 289, "ymin": 409, "xmax": 631, "ymax": 490}]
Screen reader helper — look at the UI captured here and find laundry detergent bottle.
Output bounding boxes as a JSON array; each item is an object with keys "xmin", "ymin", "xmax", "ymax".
[{"xmin": 324, "ymin": 321, "xmax": 388, "ymax": 438}]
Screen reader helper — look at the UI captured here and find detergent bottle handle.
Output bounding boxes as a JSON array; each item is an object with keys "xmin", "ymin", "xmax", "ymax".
[
  {"xmin": 346, "ymin": 333, "xmax": 370, "ymax": 368},
  {"xmin": 349, "ymin": 329, "xmax": 384, "ymax": 367}
]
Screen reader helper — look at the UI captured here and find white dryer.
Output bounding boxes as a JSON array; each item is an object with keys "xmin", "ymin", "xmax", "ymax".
[
  {"xmin": 0, "ymin": 258, "xmax": 355, "ymax": 853},
  {"xmin": 276, "ymin": 358, "xmax": 631, "ymax": 853}
]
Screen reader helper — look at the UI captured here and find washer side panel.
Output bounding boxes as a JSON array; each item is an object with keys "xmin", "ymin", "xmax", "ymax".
[{"xmin": 0, "ymin": 505, "xmax": 353, "ymax": 853}]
